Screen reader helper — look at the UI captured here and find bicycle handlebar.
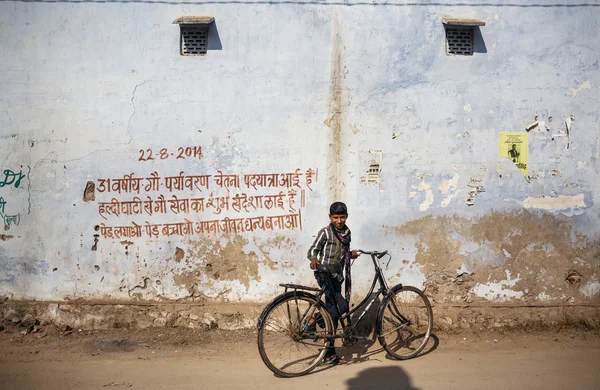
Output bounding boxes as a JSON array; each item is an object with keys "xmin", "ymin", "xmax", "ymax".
[{"xmin": 356, "ymin": 249, "xmax": 388, "ymax": 259}]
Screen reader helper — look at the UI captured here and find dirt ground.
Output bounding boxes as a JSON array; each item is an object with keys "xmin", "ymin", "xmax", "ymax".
[{"xmin": 0, "ymin": 324, "xmax": 599, "ymax": 389}]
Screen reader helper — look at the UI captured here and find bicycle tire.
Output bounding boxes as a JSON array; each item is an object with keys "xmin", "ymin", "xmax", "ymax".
[
  {"xmin": 376, "ymin": 285, "xmax": 433, "ymax": 360},
  {"xmin": 257, "ymin": 291, "xmax": 333, "ymax": 377}
]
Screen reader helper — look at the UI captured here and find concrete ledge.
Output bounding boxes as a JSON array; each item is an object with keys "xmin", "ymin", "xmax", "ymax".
[
  {"xmin": 442, "ymin": 17, "xmax": 486, "ymax": 26},
  {"xmin": 173, "ymin": 16, "xmax": 215, "ymax": 24}
]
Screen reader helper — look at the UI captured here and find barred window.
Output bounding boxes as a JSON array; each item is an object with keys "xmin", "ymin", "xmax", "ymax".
[
  {"xmin": 442, "ymin": 17, "xmax": 485, "ymax": 57},
  {"xmin": 180, "ymin": 25, "xmax": 208, "ymax": 56},
  {"xmin": 446, "ymin": 27, "xmax": 474, "ymax": 56},
  {"xmin": 173, "ymin": 16, "xmax": 215, "ymax": 56}
]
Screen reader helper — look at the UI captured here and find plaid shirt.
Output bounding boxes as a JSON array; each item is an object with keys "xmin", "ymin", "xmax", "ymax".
[{"xmin": 307, "ymin": 224, "xmax": 346, "ymax": 266}]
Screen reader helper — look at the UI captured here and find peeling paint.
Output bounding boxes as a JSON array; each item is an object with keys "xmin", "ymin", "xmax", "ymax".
[
  {"xmin": 568, "ymin": 79, "xmax": 591, "ymax": 97},
  {"xmin": 392, "ymin": 212, "xmax": 599, "ymax": 304},
  {"xmin": 537, "ymin": 291, "xmax": 550, "ymax": 301},
  {"xmin": 83, "ymin": 181, "xmax": 95, "ymax": 202},
  {"xmin": 175, "ymin": 236, "xmax": 263, "ymax": 291},
  {"xmin": 417, "ymin": 180, "xmax": 434, "ymax": 211},
  {"xmin": 580, "ymin": 280, "xmax": 600, "ymax": 298},
  {"xmin": 174, "ymin": 247, "xmax": 185, "ymax": 263},
  {"xmin": 440, "ymin": 166, "xmax": 459, "ymax": 208},
  {"xmin": 522, "ymin": 194, "xmax": 586, "ymax": 213},
  {"xmin": 473, "ymin": 270, "xmax": 524, "ymax": 301}
]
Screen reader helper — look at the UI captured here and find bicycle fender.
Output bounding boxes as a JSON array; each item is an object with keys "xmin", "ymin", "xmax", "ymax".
[{"xmin": 256, "ymin": 290, "xmax": 322, "ymax": 329}]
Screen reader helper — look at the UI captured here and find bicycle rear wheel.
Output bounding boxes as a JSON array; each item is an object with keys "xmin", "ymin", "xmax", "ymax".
[
  {"xmin": 376, "ymin": 285, "xmax": 433, "ymax": 359},
  {"xmin": 257, "ymin": 292, "xmax": 333, "ymax": 377}
]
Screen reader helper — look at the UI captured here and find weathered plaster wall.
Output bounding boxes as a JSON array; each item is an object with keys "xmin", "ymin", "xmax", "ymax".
[{"xmin": 0, "ymin": 1, "xmax": 599, "ymax": 311}]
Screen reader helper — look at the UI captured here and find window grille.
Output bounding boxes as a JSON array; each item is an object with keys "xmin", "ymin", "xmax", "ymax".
[
  {"xmin": 446, "ymin": 27, "xmax": 474, "ymax": 56},
  {"xmin": 180, "ymin": 25, "xmax": 208, "ymax": 56}
]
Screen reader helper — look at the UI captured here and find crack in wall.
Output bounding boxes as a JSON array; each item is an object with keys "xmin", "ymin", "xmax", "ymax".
[
  {"xmin": 126, "ymin": 80, "xmax": 149, "ymax": 144},
  {"xmin": 26, "ymin": 165, "xmax": 31, "ymax": 215}
]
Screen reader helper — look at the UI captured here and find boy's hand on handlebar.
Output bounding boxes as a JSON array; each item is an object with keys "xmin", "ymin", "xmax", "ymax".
[
  {"xmin": 310, "ymin": 258, "xmax": 320, "ymax": 270},
  {"xmin": 351, "ymin": 250, "xmax": 360, "ymax": 259}
]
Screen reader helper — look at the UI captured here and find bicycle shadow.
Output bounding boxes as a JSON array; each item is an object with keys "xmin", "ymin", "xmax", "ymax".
[
  {"xmin": 419, "ymin": 333, "xmax": 440, "ymax": 357},
  {"xmin": 379, "ymin": 333, "xmax": 440, "ymax": 360},
  {"xmin": 338, "ymin": 293, "xmax": 383, "ymax": 364},
  {"xmin": 309, "ymin": 333, "xmax": 439, "ymax": 377},
  {"xmin": 340, "ymin": 290, "xmax": 441, "ymax": 364},
  {"xmin": 346, "ymin": 366, "xmax": 421, "ymax": 390}
]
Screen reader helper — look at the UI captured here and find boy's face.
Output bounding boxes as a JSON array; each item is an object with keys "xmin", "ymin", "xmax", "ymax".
[{"xmin": 329, "ymin": 214, "xmax": 347, "ymax": 230}]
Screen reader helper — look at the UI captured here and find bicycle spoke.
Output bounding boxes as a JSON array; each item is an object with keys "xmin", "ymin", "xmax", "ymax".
[
  {"xmin": 378, "ymin": 286, "xmax": 433, "ymax": 360},
  {"xmin": 258, "ymin": 294, "xmax": 331, "ymax": 377}
]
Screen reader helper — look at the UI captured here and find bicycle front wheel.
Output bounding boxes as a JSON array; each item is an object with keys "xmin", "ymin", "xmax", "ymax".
[
  {"xmin": 376, "ymin": 285, "xmax": 433, "ymax": 359},
  {"xmin": 257, "ymin": 292, "xmax": 333, "ymax": 377}
]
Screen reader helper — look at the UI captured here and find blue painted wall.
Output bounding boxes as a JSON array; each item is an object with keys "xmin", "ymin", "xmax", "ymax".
[{"xmin": 0, "ymin": 1, "xmax": 598, "ymax": 304}]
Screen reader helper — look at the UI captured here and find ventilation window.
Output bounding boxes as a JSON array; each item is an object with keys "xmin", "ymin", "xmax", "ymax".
[
  {"xmin": 173, "ymin": 16, "xmax": 215, "ymax": 56},
  {"xmin": 446, "ymin": 28, "xmax": 474, "ymax": 55},
  {"xmin": 181, "ymin": 26, "xmax": 208, "ymax": 55},
  {"xmin": 442, "ymin": 17, "xmax": 485, "ymax": 56}
]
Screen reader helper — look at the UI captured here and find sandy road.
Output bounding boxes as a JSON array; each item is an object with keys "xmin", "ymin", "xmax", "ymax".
[{"xmin": 0, "ymin": 327, "xmax": 599, "ymax": 389}]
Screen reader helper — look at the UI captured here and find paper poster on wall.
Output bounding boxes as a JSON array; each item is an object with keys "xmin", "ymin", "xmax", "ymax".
[{"xmin": 499, "ymin": 132, "xmax": 528, "ymax": 176}]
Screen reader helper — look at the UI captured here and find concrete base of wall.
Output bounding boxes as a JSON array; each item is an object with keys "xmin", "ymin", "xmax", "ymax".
[{"xmin": 1, "ymin": 300, "xmax": 599, "ymax": 332}]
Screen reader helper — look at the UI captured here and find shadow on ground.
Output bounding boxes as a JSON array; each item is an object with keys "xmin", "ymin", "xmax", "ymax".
[
  {"xmin": 337, "ymin": 292, "xmax": 440, "ymax": 364},
  {"xmin": 346, "ymin": 365, "xmax": 420, "ymax": 390}
]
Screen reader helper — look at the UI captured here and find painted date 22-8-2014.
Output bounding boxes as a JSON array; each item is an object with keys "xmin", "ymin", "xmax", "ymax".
[{"xmin": 138, "ymin": 146, "xmax": 203, "ymax": 162}]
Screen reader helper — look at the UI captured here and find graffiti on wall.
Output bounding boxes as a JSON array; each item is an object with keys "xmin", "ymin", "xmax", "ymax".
[
  {"xmin": 95, "ymin": 168, "xmax": 318, "ymax": 240},
  {"xmin": 0, "ymin": 168, "xmax": 27, "ymax": 230},
  {"xmin": 0, "ymin": 169, "xmax": 25, "ymax": 189}
]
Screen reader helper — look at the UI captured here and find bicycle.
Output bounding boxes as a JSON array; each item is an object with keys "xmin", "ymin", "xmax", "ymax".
[{"xmin": 256, "ymin": 249, "xmax": 433, "ymax": 377}]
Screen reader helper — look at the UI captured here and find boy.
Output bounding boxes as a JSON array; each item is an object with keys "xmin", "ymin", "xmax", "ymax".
[{"xmin": 306, "ymin": 201, "xmax": 359, "ymax": 364}]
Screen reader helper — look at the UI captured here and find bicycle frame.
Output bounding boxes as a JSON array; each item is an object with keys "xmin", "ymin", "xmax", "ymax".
[
  {"xmin": 273, "ymin": 250, "xmax": 403, "ymax": 342},
  {"xmin": 315, "ymin": 251, "xmax": 395, "ymax": 339}
]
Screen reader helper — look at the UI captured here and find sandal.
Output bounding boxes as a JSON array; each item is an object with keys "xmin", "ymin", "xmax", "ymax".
[{"xmin": 322, "ymin": 355, "xmax": 348, "ymax": 365}]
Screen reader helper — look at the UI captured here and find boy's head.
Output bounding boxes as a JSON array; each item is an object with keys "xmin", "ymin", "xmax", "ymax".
[{"xmin": 329, "ymin": 201, "xmax": 348, "ymax": 230}]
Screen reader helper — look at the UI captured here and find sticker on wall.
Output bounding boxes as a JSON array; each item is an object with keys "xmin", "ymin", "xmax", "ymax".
[
  {"xmin": 359, "ymin": 150, "xmax": 382, "ymax": 185},
  {"xmin": 498, "ymin": 132, "xmax": 528, "ymax": 176},
  {"xmin": 466, "ymin": 176, "xmax": 486, "ymax": 206}
]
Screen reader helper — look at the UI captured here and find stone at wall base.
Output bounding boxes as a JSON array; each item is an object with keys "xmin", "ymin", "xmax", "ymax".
[{"xmin": 0, "ymin": 300, "xmax": 598, "ymax": 331}]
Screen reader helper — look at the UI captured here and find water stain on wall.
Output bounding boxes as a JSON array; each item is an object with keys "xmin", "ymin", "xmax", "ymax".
[
  {"xmin": 174, "ymin": 236, "xmax": 261, "ymax": 290},
  {"xmin": 254, "ymin": 235, "xmax": 298, "ymax": 270},
  {"xmin": 392, "ymin": 211, "xmax": 599, "ymax": 304},
  {"xmin": 323, "ymin": 11, "xmax": 344, "ymax": 201}
]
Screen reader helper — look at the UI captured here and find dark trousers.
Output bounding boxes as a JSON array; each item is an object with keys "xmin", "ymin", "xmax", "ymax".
[{"xmin": 315, "ymin": 272, "xmax": 349, "ymax": 355}]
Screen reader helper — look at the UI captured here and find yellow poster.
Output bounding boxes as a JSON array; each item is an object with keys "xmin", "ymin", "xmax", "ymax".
[{"xmin": 499, "ymin": 132, "xmax": 528, "ymax": 176}]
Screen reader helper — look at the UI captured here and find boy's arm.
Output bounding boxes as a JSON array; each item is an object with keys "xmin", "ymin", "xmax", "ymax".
[{"xmin": 307, "ymin": 227, "xmax": 327, "ymax": 269}]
